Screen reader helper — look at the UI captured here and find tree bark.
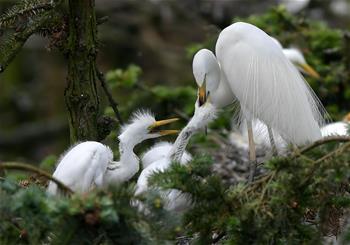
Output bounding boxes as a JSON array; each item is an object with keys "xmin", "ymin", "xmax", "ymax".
[{"xmin": 65, "ymin": 0, "xmax": 99, "ymax": 143}]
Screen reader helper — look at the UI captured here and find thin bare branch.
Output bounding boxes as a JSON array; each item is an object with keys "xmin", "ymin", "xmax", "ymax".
[{"xmin": 96, "ymin": 68, "xmax": 124, "ymax": 124}]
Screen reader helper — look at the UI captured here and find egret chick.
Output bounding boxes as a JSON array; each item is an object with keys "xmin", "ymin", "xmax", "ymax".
[
  {"xmin": 135, "ymin": 101, "xmax": 218, "ymax": 212},
  {"xmin": 47, "ymin": 111, "xmax": 178, "ymax": 195},
  {"xmin": 321, "ymin": 113, "xmax": 350, "ymax": 137},
  {"xmin": 141, "ymin": 141, "xmax": 192, "ymax": 169}
]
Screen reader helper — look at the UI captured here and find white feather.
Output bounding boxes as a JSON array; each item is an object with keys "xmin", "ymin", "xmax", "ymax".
[
  {"xmin": 136, "ymin": 103, "xmax": 218, "ymax": 212},
  {"xmin": 47, "ymin": 111, "xmax": 169, "ymax": 195},
  {"xmin": 47, "ymin": 142, "xmax": 113, "ymax": 195},
  {"xmin": 141, "ymin": 141, "xmax": 192, "ymax": 169},
  {"xmin": 214, "ymin": 22, "xmax": 327, "ymax": 145},
  {"xmin": 321, "ymin": 122, "xmax": 349, "ymax": 137}
]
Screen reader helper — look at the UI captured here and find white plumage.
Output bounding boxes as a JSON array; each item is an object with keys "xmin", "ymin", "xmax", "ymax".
[
  {"xmin": 321, "ymin": 122, "xmax": 349, "ymax": 137},
  {"xmin": 193, "ymin": 22, "xmax": 327, "ymax": 145},
  {"xmin": 47, "ymin": 141, "xmax": 113, "ymax": 194},
  {"xmin": 135, "ymin": 102, "xmax": 218, "ymax": 212},
  {"xmin": 47, "ymin": 111, "xmax": 178, "ymax": 195},
  {"xmin": 271, "ymin": 37, "xmax": 320, "ymax": 78},
  {"xmin": 193, "ymin": 22, "xmax": 328, "ymax": 180},
  {"xmin": 215, "ymin": 22, "xmax": 326, "ymax": 145},
  {"xmin": 141, "ymin": 141, "xmax": 192, "ymax": 169}
]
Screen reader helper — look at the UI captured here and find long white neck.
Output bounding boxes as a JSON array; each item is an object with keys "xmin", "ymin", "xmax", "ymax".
[
  {"xmin": 169, "ymin": 123, "xmax": 195, "ymax": 162},
  {"xmin": 104, "ymin": 139, "xmax": 140, "ymax": 185}
]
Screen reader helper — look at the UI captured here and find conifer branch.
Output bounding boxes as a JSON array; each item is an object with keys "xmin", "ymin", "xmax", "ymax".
[
  {"xmin": 0, "ymin": 0, "xmax": 60, "ymax": 28},
  {"xmin": 0, "ymin": 162, "xmax": 73, "ymax": 194},
  {"xmin": 0, "ymin": 10, "xmax": 60, "ymax": 73},
  {"xmin": 299, "ymin": 136, "xmax": 350, "ymax": 155}
]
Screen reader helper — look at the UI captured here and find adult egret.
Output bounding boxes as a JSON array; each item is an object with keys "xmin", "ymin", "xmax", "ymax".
[
  {"xmin": 135, "ymin": 101, "xmax": 218, "ymax": 212},
  {"xmin": 271, "ymin": 37, "xmax": 320, "ymax": 78},
  {"xmin": 47, "ymin": 111, "xmax": 178, "ymax": 195},
  {"xmin": 193, "ymin": 22, "xmax": 327, "ymax": 181}
]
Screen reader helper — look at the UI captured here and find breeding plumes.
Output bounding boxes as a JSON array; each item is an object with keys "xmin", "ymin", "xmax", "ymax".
[
  {"xmin": 135, "ymin": 101, "xmax": 218, "ymax": 212},
  {"xmin": 193, "ymin": 22, "xmax": 328, "ymax": 180},
  {"xmin": 47, "ymin": 111, "xmax": 178, "ymax": 195}
]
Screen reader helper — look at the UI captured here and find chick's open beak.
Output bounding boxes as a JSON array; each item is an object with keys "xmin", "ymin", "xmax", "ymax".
[
  {"xmin": 198, "ymin": 80, "xmax": 207, "ymax": 106},
  {"xmin": 299, "ymin": 63, "xmax": 320, "ymax": 79},
  {"xmin": 148, "ymin": 118, "xmax": 179, "ymax": 136}
]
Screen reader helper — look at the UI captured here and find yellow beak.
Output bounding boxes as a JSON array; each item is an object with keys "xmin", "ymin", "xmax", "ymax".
[
  {"xmin": 158, "ymin": 130, "xmax": 180, "ymax": 136},
  {"xmin": 198, "ymin": 80, "xmax": 207, "ymax": 106},
  {"xmin": 299, "ymin": 63, "xmax": 320, "ymax": 79},
  {"xmin": 148, "ymin": 118, "xmax": 179, "ymax": 136}
]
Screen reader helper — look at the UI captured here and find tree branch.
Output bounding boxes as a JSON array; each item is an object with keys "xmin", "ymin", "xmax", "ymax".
[
  {"xmin": 0, "ymin": 10, "xmax": 60, "ymax": 73},
  {"xmin": 0, "ymin": 162, "xmax": 73, "ymax": 194},
  {"xmin": 96, "ymin": 68, "xmax": 123, "ymax": 124},
  {"xmin": 298, "ymin": 136, "xmax": 350, "ymax": 155}
]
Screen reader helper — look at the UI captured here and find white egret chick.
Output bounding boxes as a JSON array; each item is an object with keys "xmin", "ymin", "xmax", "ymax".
[
  {"xmin": 47, "ymin": 112, "xmax": 179, "ymax": 195},
  {"xmin": 321, "ymin": 113, "xmax": 350, "ymax": 137},
  {"xmin": 193, "ymin": 22, "xmax": 327, "ymax": 181},
  {"xmin": 141, "ymin": 141, "xmax": 192, "ymax": 169},
  {"xmin": 135, "ymin": 101, "xmax": 218, "ymax": 212},
  {"xmin": 271, "ymin": 37, "xmax": 320, "ymax": 78}
]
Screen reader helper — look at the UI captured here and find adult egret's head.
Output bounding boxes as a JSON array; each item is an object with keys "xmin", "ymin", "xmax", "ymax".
[
  {"xmin": 118, "ymin": 111, "xmax": 179, "ymax": 144},
  {"xmin": 192, "ymin": 49, "xmax": 220, "ymax": 106}
]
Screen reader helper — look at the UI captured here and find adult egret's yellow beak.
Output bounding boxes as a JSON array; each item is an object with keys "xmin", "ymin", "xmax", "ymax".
[
  {"xmin": 148, "ymin": 118, "xmax": 179, "ymax": 135},
  {"xmin": 299, "ymin": 63, "xmax": 320, "ymax": 79},
  {"xmin": 198, "ymin": 80, "xmax": 207, "ymax": 106}
]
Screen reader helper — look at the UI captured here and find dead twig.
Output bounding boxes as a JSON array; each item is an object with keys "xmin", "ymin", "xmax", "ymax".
[{"xmin": 96, "ymin": 68, "xmax": 123, "ymax": 124}]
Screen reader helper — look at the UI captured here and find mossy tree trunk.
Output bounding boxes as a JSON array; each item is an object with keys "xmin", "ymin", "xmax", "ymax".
[{"xmin": 65, "ymin": 0, "xmax": 99, "ymax": 143}]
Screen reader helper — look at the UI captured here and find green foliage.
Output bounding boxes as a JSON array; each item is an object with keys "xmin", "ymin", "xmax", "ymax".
[
  {"xmin": 106, "ymin": 64, "xmax": 142, "ymax": 89},
  {"xmin": 105, "ymin": 64, "xmax": 197, "ymax": 124},
  {"xmin": 0, "ymin": 0, "xmax": 64, "ymax": 72},
  {"xmin": 39, "ymin": 155, "xmax": 58, "ymax": 172},
  {"xmin": 0, "ymin": 180, "xmax": 178, "ymax": 244},
  {"xmin": 150, "ymin": 139, "xmax": 350, "ymax": 244}
]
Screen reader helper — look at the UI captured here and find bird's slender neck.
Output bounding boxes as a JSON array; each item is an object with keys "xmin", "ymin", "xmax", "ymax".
[
  {"xmin": 169, "ymin": 123, "xmax": 195, "ymax": 162},
  {"xmin": 104, "ymin": 137, "xmax": 140, "ymax": 185},
  {"xmin": 118, "ymin": 139, "xmax": 139, "ymax": 170}
]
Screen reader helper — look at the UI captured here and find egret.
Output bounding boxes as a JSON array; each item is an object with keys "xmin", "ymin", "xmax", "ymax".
[
  {"xmin": 271, "ymin": 37, "xmax": 320, "ymax": 78},
  {"xmin": 135, "ymin": 100, "xmax": 218, "ymax": 212},
  {"xmin": 321, "ymin": 113, "xmax": 350, "ymax": 137},
  {"xmin": 141, "ymin": 141, "xmax": 192, "ymax": 169},
  {"xmin": 193, "ymin": 22, "xmax": 327, "ymax": 181},
  {"xmin": 47, "ymin": 111, "xmax": 179, "ymax": 195}
]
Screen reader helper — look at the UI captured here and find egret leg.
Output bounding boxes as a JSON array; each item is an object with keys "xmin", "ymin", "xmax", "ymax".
[
  {"xmin": 267, "ymin": 126, "xmax": 278, "ymax": 156},
  {"xmin": 247, "ymin": 120, "xmax": 257, "ymax": 183}
]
